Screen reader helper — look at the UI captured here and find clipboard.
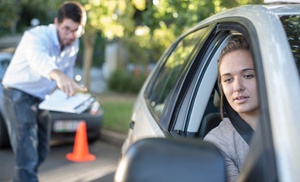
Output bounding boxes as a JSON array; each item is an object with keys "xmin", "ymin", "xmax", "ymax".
[{"xmin": 38, "ymin": 89, "xmax": 95, "ymax": 114}]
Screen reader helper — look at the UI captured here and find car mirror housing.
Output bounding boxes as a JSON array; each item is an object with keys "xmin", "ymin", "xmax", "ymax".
[{"xmin": 114, "ymin": 137, "xmax": 226, "ymax": 182}]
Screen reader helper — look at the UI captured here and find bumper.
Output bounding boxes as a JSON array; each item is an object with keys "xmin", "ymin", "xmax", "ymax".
[{"xmin": 50, "ymin": 101, "xmax": 104, "ymax": 141}]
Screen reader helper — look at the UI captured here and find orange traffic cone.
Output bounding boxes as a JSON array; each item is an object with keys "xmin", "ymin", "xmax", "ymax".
[{"xmin": 66, "ymin": 121, "xmax": 96, "ymax": 162}]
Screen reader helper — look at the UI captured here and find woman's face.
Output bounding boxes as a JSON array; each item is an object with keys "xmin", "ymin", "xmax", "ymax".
[{"xmin": 219, "ymin": 49, "xmax": 259, "ymax": 116}]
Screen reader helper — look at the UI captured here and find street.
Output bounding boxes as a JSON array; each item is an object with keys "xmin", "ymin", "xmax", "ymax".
[{"xmin": 0, "ymin": 136, "xmax": 123, "ymax": 182}]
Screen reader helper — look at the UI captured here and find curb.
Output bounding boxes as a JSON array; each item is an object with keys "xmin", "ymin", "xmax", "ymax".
[{"xmin": 100, "ymin": 129, "xmax": 127, "ymax": 147}]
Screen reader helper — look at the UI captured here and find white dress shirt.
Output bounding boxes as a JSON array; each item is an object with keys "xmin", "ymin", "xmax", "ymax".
[{"xmin": 2, "ymin": 24, "xmax": 79, "ymax": 99}]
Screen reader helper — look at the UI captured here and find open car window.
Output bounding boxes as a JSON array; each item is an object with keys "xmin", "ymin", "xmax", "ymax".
[{"xmin": 144, "ymin": 27, "xmax": 209, "ymax": 121}]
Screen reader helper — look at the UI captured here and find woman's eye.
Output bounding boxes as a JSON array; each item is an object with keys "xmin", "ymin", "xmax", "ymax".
[
  {"xmin": 244, "ymin": 74, "xmax": 254, "ymax": 79},
  {"xmin": 223, "ymin": 78, "xmax": 232, "ymax": 83}
]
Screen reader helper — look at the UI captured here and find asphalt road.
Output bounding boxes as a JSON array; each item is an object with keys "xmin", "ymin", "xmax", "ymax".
[{"xmin": 0, "ymin": 137, "xmax": 123, "ymax": 182}]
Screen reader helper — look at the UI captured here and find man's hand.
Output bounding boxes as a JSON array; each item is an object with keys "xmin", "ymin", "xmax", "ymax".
[{"xmin": 49, "ymin": 69, "xmax": 87, "ymax": 96}]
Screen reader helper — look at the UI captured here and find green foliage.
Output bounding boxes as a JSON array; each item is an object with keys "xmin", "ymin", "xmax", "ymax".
[
  {"xmin": 0, "ymin": 0, "xmax": 66, "ymax": 35},
  {"xmin": 82, "ymin": 0, "xmax": 136, "ymax": 40},
  {"xmin": 108, "ymin": 69, "xmax": 147, "ymax": 94},
  {"xmin": 141, "ymin": 0, "xmax": 215, "ymax": 37},
  {"xmin": 93, "ymin": 32, "xmax": 106, "ymax": 67},
  {"xmin": 0, "ymin": 0, "xmax": 18, "ymax": 34},
  {"xmin": 280, "ymin": 15, "xmax": 300, "ymax": 75},
  {"xmin": 0, "ymin": 0, "xmax": 265, "ymax": 66},
  {"xmin": 120, "ymin": 26, "xmax": 175, "ymax": 66},
  {"xmin": 18, "ymin": 2, "xmax": 49, "ymax": 30},
  {"xmin": 76, "ymin": 32, "xmax": 105, "ymax": 68}
]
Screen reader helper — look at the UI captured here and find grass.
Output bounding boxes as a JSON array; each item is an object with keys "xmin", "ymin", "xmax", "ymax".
[{"xmin": 95, "ymin": 92, "xmax": 137, "ymax": 134}]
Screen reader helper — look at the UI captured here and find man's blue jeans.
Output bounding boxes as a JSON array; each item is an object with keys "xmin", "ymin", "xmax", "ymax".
[{"xmin": 2, "ymin": 87, "xmax": 51, "ymax": 182}]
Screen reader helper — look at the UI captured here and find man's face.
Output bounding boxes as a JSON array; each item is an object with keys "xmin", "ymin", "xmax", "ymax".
[{"xmin": 55, "ymin": 18, "xmax": 84, "ymax": 47}]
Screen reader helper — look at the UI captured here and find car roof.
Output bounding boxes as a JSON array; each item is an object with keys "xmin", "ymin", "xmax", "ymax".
[{"xmin": 195, "ymin": 4, "xmax": 300, "ymax": 26}]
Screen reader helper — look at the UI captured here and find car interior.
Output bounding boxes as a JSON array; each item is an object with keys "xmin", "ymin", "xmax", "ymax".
[{"xmin": 198, "ymin": 88, "xmax": 221, "ymax": 138}]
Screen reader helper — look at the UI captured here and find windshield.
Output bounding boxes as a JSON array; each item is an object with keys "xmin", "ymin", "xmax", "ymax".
[{"xmin": 279, "ymin": 15, "xmax": 300, "ymax": 76}]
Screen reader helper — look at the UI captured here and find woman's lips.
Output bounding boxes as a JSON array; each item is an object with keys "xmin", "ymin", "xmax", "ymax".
[{"xmin": 234, "ymin": 96, "xmax": 249, "ymax": 104}]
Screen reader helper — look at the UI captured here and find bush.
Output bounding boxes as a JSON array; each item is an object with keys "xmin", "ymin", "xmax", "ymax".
[{"xmin": 108, "ymin": 69, "xmax": 147, "ymax": 94}]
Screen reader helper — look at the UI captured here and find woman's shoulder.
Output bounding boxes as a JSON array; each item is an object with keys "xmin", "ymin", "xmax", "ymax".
[
  {"xmin": 209, "ymin": 118, "xmax": 235, "ymax": 134},
  {"xmin": 203, "ymin": 118, "xmax": 236, "ymax": 143}
]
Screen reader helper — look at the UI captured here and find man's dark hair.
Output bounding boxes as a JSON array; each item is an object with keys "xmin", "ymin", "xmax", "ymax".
[{"xmin": 57, "ymin": 1, "xmax": 86, "ymax": 25}]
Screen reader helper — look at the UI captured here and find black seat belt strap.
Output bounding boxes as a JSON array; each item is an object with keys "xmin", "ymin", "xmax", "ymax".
[{"xmin": 223, "ymin": 98, "xmax": 254, "ymax": 145}]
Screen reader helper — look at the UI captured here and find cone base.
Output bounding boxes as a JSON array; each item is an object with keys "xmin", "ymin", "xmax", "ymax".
[{"xmin": 66, "ymin": 153, "xmax": 96, "ymax": 162}]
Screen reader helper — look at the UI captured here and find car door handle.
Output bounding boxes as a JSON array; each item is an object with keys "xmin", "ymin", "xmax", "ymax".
[{"xmin": 129, "ymin": 121, "xmax": 135, "ymax": 129}]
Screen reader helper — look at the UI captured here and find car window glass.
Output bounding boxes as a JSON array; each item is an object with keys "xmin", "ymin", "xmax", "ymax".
[
  {"xmin": 145, "ymin": 27, "xmax": 209, "ymax": 119},
  {"xmin": 279, "ymin": 15, "xmax": 300, "ymax": 76}
]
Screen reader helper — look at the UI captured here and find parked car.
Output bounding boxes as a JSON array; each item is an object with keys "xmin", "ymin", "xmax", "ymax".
[
  {"xmin": 119, "ymin": 3, "xmax": 300, "ymax": 182},
  {"xmin": 0, "ymin": 49, "xmax": 104, "ymax": 148}
]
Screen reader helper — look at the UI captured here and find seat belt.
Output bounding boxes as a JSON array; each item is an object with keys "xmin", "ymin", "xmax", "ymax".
[{"xmin": 223, "ymin": 98, "xmax": 254, "ymax": 145}]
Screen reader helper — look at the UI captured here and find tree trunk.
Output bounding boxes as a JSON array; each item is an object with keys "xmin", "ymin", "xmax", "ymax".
[{"xmin": 82, "ymin": 32, "xmax": 96, "ymax": 90}]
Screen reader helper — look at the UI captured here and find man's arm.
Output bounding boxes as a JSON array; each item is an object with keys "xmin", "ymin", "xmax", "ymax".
[{"xmin": 49, "ymin": 69, "xmax": 87, "ymax": 96}]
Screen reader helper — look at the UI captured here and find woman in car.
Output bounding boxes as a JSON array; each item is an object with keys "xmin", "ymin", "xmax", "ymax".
[{"xmin": 204, "ymin": 35, "xmax": 259, "ymax": 182}]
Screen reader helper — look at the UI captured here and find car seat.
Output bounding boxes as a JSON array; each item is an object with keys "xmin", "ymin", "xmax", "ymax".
[{"xmin": 198, "ymin": 89, "xmax": 222, "ymax": 139}]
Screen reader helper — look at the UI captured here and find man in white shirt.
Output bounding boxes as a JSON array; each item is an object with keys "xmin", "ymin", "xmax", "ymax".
[{"xmin": 2, "ymin": 2, "xmax": 87, "ymax": 181}]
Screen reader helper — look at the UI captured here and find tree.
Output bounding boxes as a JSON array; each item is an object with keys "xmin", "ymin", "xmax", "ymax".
[
  {"xmin": 0, "ymin": 0, "xmax": 264, "ymax": 91},
  {"xmin": 0, "ymin": 0, "xmax": 19, "ymax": 34},
  {"xmin": 79, "ymin": 0, "xmax": 136, "ymax": 88}
]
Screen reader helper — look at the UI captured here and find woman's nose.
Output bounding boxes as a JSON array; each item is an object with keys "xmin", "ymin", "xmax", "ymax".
[{"xmin": 233, "ymin": 78, "xmax": 245, "ymax": 92}]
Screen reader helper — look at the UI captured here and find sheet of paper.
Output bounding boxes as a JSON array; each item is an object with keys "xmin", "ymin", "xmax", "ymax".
[{"xmin": 38, "ymin": 89, "xmax": 93, "ymax": 113}]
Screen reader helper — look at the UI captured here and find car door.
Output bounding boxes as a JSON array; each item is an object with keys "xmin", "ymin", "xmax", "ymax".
[{"xmin": 170, "ymin": 13, "xmax": 300, "ymax": 180}]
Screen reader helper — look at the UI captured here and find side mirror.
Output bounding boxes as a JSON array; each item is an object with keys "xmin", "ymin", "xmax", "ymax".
[{"xmin": 114, "ymin": 138, "xmax": 226, "ymax": 182}]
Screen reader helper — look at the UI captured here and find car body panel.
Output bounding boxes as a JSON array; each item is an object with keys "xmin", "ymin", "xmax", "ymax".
[{"xmin": 127, "ymin": 69, "xmax": 166, "ymax": 142}]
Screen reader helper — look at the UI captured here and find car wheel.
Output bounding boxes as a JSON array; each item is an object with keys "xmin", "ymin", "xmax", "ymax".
[{"xmin": 0, "ymin": 116, "xmax": 10, "ymax": 148}]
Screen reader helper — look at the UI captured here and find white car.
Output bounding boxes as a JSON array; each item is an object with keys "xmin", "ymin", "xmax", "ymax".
[{"xmin": 120, "ymin": 3, "xmax": 300, "ymax": 182}]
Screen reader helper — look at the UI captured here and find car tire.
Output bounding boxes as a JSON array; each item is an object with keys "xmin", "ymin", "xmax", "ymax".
[{"xmin": 0, "ymin": 115, "xmax": 10, "ymax": 149}]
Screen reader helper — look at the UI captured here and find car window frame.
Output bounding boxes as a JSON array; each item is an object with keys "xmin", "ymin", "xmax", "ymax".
[
  {"xmin": 160, "ymin": 25, "xmax": 216, "ymax": 129},
  {"xmin": 143, "ymin": 24, "xmax": 215, "ymax": 130},
  {"xmin": 169, "ymin": 27, "xmax": 230, "ymax": 135},
  {"xmin": 217, "ymin": 21, "xmax": 278, "ymax": 181}
]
